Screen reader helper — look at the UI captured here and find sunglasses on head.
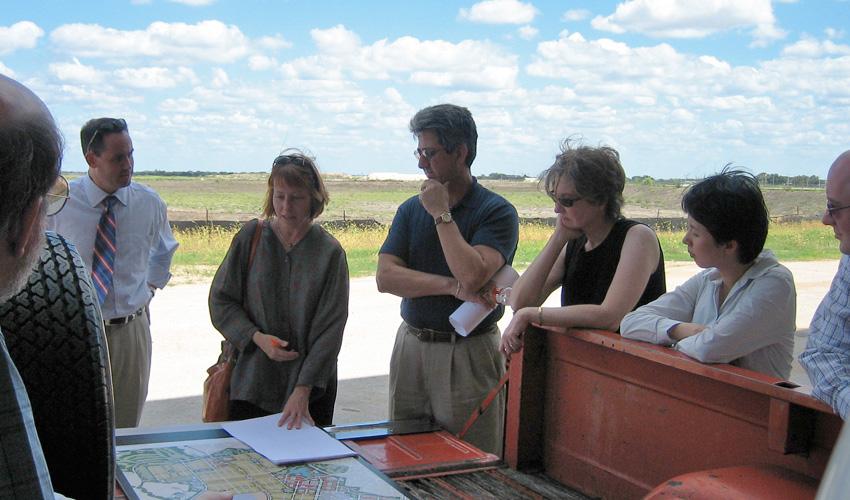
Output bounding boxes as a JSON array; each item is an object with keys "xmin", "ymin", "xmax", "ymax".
[
  {"xmin": 85, "ymin": 118, "xmax": 127, "ymax": 153},
  {"xmin": 273, "ymin": 154, "xmax": 309, "ymax": 167}
]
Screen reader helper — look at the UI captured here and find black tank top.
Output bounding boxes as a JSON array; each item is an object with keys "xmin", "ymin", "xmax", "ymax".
[{"xmin": 561, "ymin": 218, "xmax": 666, "ymax": 309}]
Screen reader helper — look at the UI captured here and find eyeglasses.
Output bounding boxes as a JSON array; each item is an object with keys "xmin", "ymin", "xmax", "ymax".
[
  {"xmin": 826, "ymin": 202, "xmax": 850, "ymax": 216},
  {"xmin": 85, "ymin": 118, "xmax": 128, "ymax": 153},
  {"xmin": 549, "ymin": 193, "xmax": 582, "ymax": 208},
  {"xmin": 414, "ymin": 147, "xmax": 444, "ymax": 162},
  {"xmin": 46, "ymin": 175, "xmax": 69, "ymax": 216}
]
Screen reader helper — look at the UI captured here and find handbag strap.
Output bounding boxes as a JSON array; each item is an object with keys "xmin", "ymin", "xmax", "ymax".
[
  {"xmin": 225, "ymin": 219, "xmax": 265, "ymax": 363},
  {"xmin": 248, "ymin": 219, "xmax": 264, "ymax": 271}
]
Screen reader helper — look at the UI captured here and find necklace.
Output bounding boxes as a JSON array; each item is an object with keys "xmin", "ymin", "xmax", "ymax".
[{"xmin": 271, "ymin": 219, "xmax": 307, "ymax": 250}]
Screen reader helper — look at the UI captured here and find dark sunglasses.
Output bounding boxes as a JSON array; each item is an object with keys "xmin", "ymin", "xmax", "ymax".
[
  {"xmin": 549, "ymin": 193, "xmax": 582, "ymax": 208},
  {"xmin": 85, "ymin": 118, "xmax": 128, "ymax": 153},
  {"xmin": 273, "ymin": 154, "xmax": 309, "ymax": 167}
]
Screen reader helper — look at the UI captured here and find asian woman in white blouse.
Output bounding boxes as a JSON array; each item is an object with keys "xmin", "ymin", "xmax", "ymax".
[{"xmin": 620, "ymin": 168, "xmax": 796, "ymax": 379}]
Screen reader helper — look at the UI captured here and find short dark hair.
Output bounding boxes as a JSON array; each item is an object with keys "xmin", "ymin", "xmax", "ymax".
[
  {"xmin": 682, "ymin": 166, "xmax": 768, "ymax": 264},
  {"xmin": 80, "ymin": 117, "xmax": 128, "ymax": 155},
  {"xmin": 262, "ymin": 149, "xmax": 329, "ymax": 219},
  {"xmin": 541, "ymin": 138, "xmax": 625, "ymax": 221},
  {"xmin": 409, "ymin": 104, "xmax": 478, "ymax": 168},
  {"xmin": 0, "ymin": 95, "xmax": 63, "ymax": 247}
]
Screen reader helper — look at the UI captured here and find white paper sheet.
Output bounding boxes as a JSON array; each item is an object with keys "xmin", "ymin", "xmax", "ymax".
[
  {"xmin": 222, "ymin": 414, "xmax": 356, "ymax": 465},
  {"xmin": 449, "ymin": 265, "xmax": 519, "ymax": 336}
]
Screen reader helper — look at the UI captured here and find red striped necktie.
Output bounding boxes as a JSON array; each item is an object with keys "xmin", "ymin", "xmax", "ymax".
[{"xmin": 92, "ymin": 196, "xmax": 117, "ymax": 304}]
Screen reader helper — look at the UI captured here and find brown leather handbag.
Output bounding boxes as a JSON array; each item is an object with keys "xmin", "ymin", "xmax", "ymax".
[{"xmin": 202, "ymin": 219, "xmax": 264, "ymax": 422}]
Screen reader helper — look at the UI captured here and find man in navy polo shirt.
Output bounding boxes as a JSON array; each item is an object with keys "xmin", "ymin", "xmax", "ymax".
[{"xmin": 376, "ymin": 104, "xmax": 519, "ymax": 455}]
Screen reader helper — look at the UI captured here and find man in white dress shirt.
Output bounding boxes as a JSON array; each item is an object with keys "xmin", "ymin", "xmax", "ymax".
[{"xmin": 49, "ymin": 118, "xmax": 178, "ymax": 427}]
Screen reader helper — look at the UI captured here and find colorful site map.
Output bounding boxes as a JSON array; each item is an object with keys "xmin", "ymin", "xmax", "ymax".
[{"xmin": 116, "ymin": 437, "xmax": 406, "ymax": 499}]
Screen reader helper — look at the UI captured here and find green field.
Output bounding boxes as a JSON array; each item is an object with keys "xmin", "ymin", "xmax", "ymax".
[
  {"xmin": 171, "ymin": 220, "xmax": 838, "ymax": 283},
  {"xmin": 104, "ymin": 173, "xmax": 835, "ymax": 282},
  {"xmin": 125, "ymin": 173, "xmax": 827, "ymax": 224}
]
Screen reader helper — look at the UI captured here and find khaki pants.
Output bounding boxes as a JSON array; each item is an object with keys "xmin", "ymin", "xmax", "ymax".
[
  {"xmin": 105, "ymin": 310, "xmax": 152, "ymax": 428},
  {"xmin": 389, "ymin": 322, "xmax": 505, "ymax": 456}
]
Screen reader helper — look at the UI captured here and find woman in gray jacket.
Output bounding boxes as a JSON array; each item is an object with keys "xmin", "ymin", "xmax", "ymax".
[{"xmin": 209, "ymin": 150, "xmax": 349, "ymax": 428}]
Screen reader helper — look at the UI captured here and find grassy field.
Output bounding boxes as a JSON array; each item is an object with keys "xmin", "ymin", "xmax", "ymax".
[
  {"xmin": 121, "ymin": 173, "xmax": 827, "ymax": 223},
  {"xmin": 87, "ymin": 173, "xmax": 832, "ymax": 282},
  {"xmin": 171, "ymin": 220, "xmax": 838, "ymax": 283}
]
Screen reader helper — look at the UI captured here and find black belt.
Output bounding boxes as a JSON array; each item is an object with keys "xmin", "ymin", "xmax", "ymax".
[
  {"xmin": 406, "ymin": 323, "xmax": 491, "ymax": 343},
  {"xmin": 105, "ymin": 307, "xmax": 145, "ymax": 326}
]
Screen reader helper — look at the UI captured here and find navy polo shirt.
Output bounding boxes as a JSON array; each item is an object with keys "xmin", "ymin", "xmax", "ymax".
[{"xmin": 380, "ymin": 178, "xmax": 519, "ymax": 332}]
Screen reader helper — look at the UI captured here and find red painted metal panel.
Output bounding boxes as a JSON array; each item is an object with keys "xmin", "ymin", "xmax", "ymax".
[
  {"xmin": 504, "ymin": 327, "xmax": 843, "ymax": 499},
  {"xmin": 504, "ymin": 326, "xmax": 546, "ymax": 470}
]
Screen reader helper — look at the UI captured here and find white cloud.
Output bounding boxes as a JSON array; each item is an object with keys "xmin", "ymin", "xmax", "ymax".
[
  {"xmin": 159, "ymin": 97, "xmax": 199, "ymax": 113},
  {"xmin": 169, "ymin": 0, "xmax": 216, "ymax": 5},
  {"xmin": 749, "ymin": 22, "xmax": 786, "ymax": 48},
  {"xmin": 115, "ymin": 66, "xmax": 198, "ymax": 89},
  {"xmin": 562, "ymin": 9, "xmax": 591, "ymax": 22},
  {"xmin": 783, "ymin": 37, "xmax": 850, "ymax": 57},
  {"xmin": 825, "ymin": 28, "xmax": 845, "ymax": 40},
  {"xmin": 257, "ymin": 35, "xmax": 292, "ymax": 51},
  {"xmin": 284, "ymin": 26, "xmax": 518, "ymax": 90},
  {"xmin": 138, "ymin": 77, "xmax": 415, "ymax": 167},
  {"xmin": 49, "ymin": 58, "xmax": 103, "ymax": 84},
  {"xmin": 211, "ymin": 68, "xmax": 229, "ymax": 87},
  {"xmin": 50, "ymin": 20, "xmax": 251, "ymax": 63},
  {"xmin": 50, "ymin": 83, "xmax": 144, "ymax": 107},
  {"xmin": 458, "ymin": 0, "xmax": 538, "ymax": 25},
  {"xmin": 0, "ymin": 61, "xmax": 15, "ymax": 77},
  {"xmin": 591, "ymin": 0, "xmax": 784, "ymax": 45},
  {"xmin": 310, "ymin": 24, "xmax": 361, "ymax": 54},
  {"xmin": 249, "ymin": 55, "xmax": 278, "ymax": 71},
  {"xmin": 0, "ymin": 21, "xmax": 44, "ymax": 55},
  {"xmin": 518, "ymin": 28, "xmax": 850, "ymax": 166},
  {"xmin": 518, "ymin": 25, "xmax": 538, "ymax": 40}
]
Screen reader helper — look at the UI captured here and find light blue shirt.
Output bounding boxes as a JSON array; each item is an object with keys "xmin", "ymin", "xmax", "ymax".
[
  {"xmin": 48, "ymin": 174, "xmax": 178, "ymax": 319},
  {"xmin": 621, "ymin": 250, "xmax": 796, "ymax": 379},
  {"xmin": 800, "ymin": 254, "xmax": 850, "ymax": 420}
]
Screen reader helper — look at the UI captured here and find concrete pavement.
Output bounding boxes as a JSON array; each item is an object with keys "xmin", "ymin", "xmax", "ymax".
[{"xmin": 138, "ymin": 260, "xmax": 839, "ymax": 429}]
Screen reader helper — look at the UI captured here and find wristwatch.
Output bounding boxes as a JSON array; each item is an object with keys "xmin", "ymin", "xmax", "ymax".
[{"xmin": 435, "ymin": 211, "xmax": 453, "ymax": 225}]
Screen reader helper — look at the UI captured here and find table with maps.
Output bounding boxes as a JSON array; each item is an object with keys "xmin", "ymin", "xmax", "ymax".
[{"xmin": 115, "ymin": 427, "xmax": 406, "ymax": 499}]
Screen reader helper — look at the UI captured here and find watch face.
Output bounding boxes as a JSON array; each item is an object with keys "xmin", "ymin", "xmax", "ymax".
[{"xmin": 436, "ymin": 211, "xmax": 452, "ymax": 224}]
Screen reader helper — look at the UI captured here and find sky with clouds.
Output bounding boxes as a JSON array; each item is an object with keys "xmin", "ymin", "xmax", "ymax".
[{"xmin": 1, "ymin": 0, "xmax": 848, "ymax": 178}]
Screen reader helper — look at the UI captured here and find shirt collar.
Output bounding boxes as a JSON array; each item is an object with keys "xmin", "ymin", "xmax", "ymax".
[
  {"xmin": 454, "ymin": 176, "xmax": 481, "ymax": 210},
  {"xmin": 708, "ymin": 249, "xmax": 779, "ymax": 287},
  {"xmin": 82, "ymin": 174, "xmax": 128, "ymax": 208}
]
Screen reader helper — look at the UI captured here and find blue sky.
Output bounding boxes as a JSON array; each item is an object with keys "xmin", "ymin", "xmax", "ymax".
[{"xmin": 1, "ymin": 0, "xmax": 848, "ymax": 178}]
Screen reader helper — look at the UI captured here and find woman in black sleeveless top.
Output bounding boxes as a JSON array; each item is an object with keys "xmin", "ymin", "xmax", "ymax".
[{"xmin": 500, "ymin": 140, "xmax": 666, "ymax": 357}]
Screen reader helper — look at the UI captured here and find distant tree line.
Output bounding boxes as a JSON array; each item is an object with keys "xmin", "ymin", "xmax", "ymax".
[
  {"xmin": 479, "ymin": 173, "xmax": 531, "ymax": 180},
  {"xmin": 629, "ymin": 173, "xmax": 823, "ymax": 188},
  {"xmin": 137, "ymin": 170, "xmax": 237, "ymax": 177}
]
